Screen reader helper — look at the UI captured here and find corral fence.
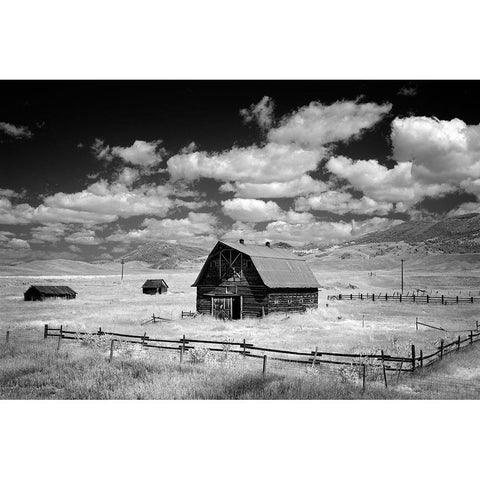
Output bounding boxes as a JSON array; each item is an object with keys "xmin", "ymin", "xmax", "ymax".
[
  {"xmin": 42, "ymin": 323, "xmax": 480, "ymax": 390},
  {"xmin": 331, "ymin": 293, "xmax": 480, "ymax": 305}
]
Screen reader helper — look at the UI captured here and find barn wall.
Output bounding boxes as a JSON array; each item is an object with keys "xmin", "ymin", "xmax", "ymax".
[{"xmin": 267, "ymin": 288, "xmax": 318, "ymax": 314}]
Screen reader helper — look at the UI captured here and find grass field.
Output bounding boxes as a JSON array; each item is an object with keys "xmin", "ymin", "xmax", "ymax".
[{"xmin": 1, "ymin": 247, "xmax": 480, "ymax": 399}]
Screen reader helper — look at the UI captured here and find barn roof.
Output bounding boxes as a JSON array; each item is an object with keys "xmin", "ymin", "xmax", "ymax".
[
  {"xmin": 28, "ymin": 285, "xmax": 77, "ymax": 295},
  {"xmin": 142, "ymin": 279, "xmax": 168, "ymax": 288},
  {"xmin": 192, "ymin": 241, "xmax": 320, "ymax": 289}
]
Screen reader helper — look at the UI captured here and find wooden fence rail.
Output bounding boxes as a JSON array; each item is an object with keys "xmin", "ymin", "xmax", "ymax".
[
  {"xmin": 333, "ymin": 293, "xmax": 480, "ymax": 305},
  {"xmin": 43, "ymin": 324, "xmax": 480, "ymax": 379}
]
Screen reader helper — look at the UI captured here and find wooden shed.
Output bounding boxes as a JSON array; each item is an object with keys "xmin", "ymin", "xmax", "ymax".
[
  {"xmin": 142, "ymin": 279, "xmax": 169, "ymax": 295},
  {"xmin": 192, "ymin": 240, "xmax": 319, "ymax": 319},
  {"xmin": 24, "ymin": 285, "xmax": 77, "ymax": 301}
]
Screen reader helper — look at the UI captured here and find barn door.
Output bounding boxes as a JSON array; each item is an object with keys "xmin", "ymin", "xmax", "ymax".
[{"xmin": 212, "ymin": 297, "xmax": 232, "ymax": 320}]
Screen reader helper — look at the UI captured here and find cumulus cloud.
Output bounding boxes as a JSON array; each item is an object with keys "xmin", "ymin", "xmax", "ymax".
[
  {"xmin": 0, "ymin": 188, "xmax": 24, "ymax": 198},
  {"xmin": 446, "ymin": 202, "xmax": 480, "ymax": 217},
  {"xmin": 326, "ymin": 155, "xmax": 454, "ymax": 205},
  {"xmin": 397, "ymin": 86, "xmax": 418, "ymax": 97},
  {"xmin": 391, "ymin": 116, "xmax": 480, "ymax": 185},
  {"xmin": 240, "ymin": 96, "xmax": 275, "ymax": 131},
  {"xmin": 168, "ymin": 143, "xmax": 322, "ymax": 184},
  {"xmin": 222, "ymin": 198, "xmax": 283, "ymax": 223},
  {"xmin": 295, "ymin": 190, "xmax": 393, "ymax": 216},
  {"xmin": 116, "ymin": 167, "xmax": 140, "ymax": 186},
  {"xmin": 268, "ymin": 99, "xmax": 392, "ymax": 148},
  {"xmin": 219, "ymin": 175, "xmax": 328, "ymax": 199},
  {"xmin": 223, "ymin": 217, "xmax": 403, "ymax": 246},
  {"xmin": 92, "ymin": 139, "xmax": 165, "ymax": 168},
  {"xmin": 30, "ymin": 223, "xmax": 69, "ymax": 243},
  {"xmin": 0, "ymin": 122, "xmax": 33, "ymax": 139},
  {"xmin": 65, "ymin": 229, "xmax": 100, "ymax": 245},
  {"xmin": 107, "ymin": 212, "xmax": 218, "ymax": 244},
  {"xmin": 6, "ymin": 238, "xmax": 31, "ymax": 249},
  {"xmin": 0, "ymin": 180, "xmax": 174, "ymax": 225}
]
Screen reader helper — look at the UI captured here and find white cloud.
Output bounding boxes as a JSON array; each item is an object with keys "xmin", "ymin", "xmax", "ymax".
[
  {"xmin": 65, "ymin": 229, "xmax": 100, "ymax": 245},
  {"xmin": 168, "ymin": 143, "xmax": 322, "ymax": 184},
  {"xmin": 30, "ymin": 223, "xmax": 69, "ymax": 243},
  {"xmin": 219, "ymin": 175, "xmax": 328, "ymax": 198},
  {"xmin": 268, "ymin": 99, "xmax": 392, "ymax": 148},
  {"xmin": 222, "ymin": 198, "xmax": 283, "ymax": 223},
  {"xmin": 0, "ymin": 122, "xmax": 33, "ymax": 139},
  {"xmin": 116, "ymin": 167, "xmax": 140, "ymax": 186},
  {"xmin": 240, "ymin": 96, "xmax": 275, "ymax": 131},
  {"xmin": 107, "ymin": 212, "xmax": 218, "ymax": 244},
  {"xmin": 68, "ymin": 245, "xmax": 82, "ymax": 252},
  {"xmin": 111, "ymin": 140, "xmax": 165, "ymax": 168},
  {"xmin": 91, "ymin": 138, "xmax": 113, "ymax": 161},
  {"xmin": 0, "ymin": 188, "xmax": 24, "ymax": 198},
  {"xmin": 295, "ymin": 190, "xmax": 393, "ymax": 216},
  {"xmin": 223, "ymin": 217, "xmax": 403, "ymax": 246},
  {"xmin": 391, "ymin": 116, "xmax": 480, "ymax": 184},
  {"xmin": 0, "ymin": 180, "xmax": 174, "ymax": 225},
  {"xmin": 326, "ymin": 156, "xmax": 454, "ymax": 205},
  {"xmin": 446, "ymin": 202, "xmax": 480, "ymax": 217},
  {"xmin": 7, "ymin": 238, "xmax": 31, "ymax": 249},
  {"xmin": 397, "ymin": 86, "xmax": 417, "ymax": 97}
]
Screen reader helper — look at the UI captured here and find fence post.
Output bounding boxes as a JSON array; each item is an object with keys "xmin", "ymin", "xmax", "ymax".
[
  {"xmin": 440, "ymin": 339, "xmax": 444, "ymax": 359},
  {"xmin": 312, "ymin": 346, "xmax": 318, "ymax": 367},
  {"xmin": 456, "ymin": 296, "xmax": 459, "ymax": 304},
  {"xmin": 98, "ymin": 327, "xmax": 102, "ymax": 336},
  {"xmin": 419, "ymin": 350, "xmax": 423, "ymax": 368},
  {"xmin": 6, "ymin": 331, "xmax": 10, "ymax": 345},
  {"xmin": 180, "ymin": 334, "xmax": 186, "ymax": 363},
  {"xmin": 56, "ymin": 325, "xmax": 63, "ymax": 353},
  {"xmin": 339, "ymin": 294, "xmax": 342, "ymax": 300},
  {"xmin": 385, "ymin": 293, "xmax": 388, "ymax": 301},
  {"xmin": 261, "ymin": 306, "xmax": 265, "ymax": 318},
  {"xmin": 262, "ymin": 355, "xmax": 267, "ymax": 377},
  {"xmin": 426, "ymin": 295, "xmax": 429, "ymax": 304},
  {"xmin": 413, "ymin": 294, "xmax": 415, "ymax": 303},
  {"xmin": 441, "ymin": 295, "xmax": 444, "ymax": 305},
  {"xmin": 470, "ymin": 331, "xmax": 473, "ymax": 344},
  {"xmin": 457, "ymin": 335, "xmax": 461, "ymax": 351},
  {"xmin": 242, "ymin": 339, "xmax": 246, "ymax": 356},
  {"xmin": 411, "ymin": 344, "xmax": 416, "ymax": 372},
  {"xmin": 399, "ymin": 294, "xmax": 402, "ymax": 303},
  {"xmin": 350, "ymin": 293, "xmax": 352, "ymax": 300},
  {"xmin": 109, "ymin": 339, "xmax": 115, "ymax": 363},
  {"xmin": 471, "ymin": 297, "xmax": 474, "ymax": 304},
  {"xmin": 381, "ymin": 350, "xmax": 388, "ymax": 388},
  {"xmin": 396, "ymin": 361, "xmax": 403, "ymax": 383},
  {"xmin": 373, "ymin": 293, "xmax": 375, "ymax": 302},
  {"xmin": 415, "ymin": 317, "xmax": 418, "ymax": 331},
  {"xmin": 44, "ymin": 324, "xmax": 48, "ymax": 339},
  {"xmin": 362, "ymin": 364, "xmax": 366, "ymax": 392}
]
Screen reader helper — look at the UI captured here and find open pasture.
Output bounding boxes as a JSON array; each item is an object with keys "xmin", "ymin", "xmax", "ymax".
[{"xmin": 2, "ymin": 251, "xmax": 480, "ymax": 362}]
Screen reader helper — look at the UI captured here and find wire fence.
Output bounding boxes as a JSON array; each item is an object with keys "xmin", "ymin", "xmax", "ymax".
[{"xmin": 332, "ymin": 292, "xmax": 480, "ymax": 305}]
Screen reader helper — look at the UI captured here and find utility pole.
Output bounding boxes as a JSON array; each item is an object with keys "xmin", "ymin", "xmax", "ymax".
[
  {"xmin": 401, "ymin": 259, "xmax": 404, "ymax": 294},
  {"xmin": 121, "ymin": 259, "xmax": 125, "ymax": 281}
]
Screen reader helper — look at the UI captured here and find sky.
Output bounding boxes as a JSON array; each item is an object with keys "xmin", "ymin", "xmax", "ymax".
[{"xmin": 2, "ymin": 80, "xmax": 480, "ymax": 264}]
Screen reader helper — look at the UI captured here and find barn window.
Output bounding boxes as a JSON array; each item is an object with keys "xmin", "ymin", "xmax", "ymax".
[{"xmin": 226, "ymin": 285, "xmax": 237, "ymax": 294}]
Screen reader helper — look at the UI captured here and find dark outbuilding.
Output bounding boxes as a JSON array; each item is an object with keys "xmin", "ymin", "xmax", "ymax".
[
  {"xmin": 192, "ymin": 240, "xmax": 320, "ymax": 319},
  {"xmin": 24, "ymin": 285, "xmax": 77, "ymax": 301},
  {"xmin": 142, "ymin": 279, "xmax": 169, "ymax": 295}
]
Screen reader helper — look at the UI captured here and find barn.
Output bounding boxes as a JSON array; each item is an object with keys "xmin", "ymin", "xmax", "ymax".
[
  {"xmin": 142, "ymin": 279, "xmax": 169, "ymax": 295},
  {"xmin": 192, "ymin": 240, "xmax": 319, "ymax": 319},
  {"xmin": 24, "ymin": 285, "xmax": 77, "ymax": 301}
]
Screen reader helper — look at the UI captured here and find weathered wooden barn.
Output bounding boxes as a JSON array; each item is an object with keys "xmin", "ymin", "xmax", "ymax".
[
  {"xmin": 142, "ymin": 279, "xmax": 169, "ymax": 295},
  {"xmin": 192, "ymin": 240, "xmax": 319, "ymax": 319},
  {"xmin": 24, "ymin": 285, "xmax": 77, "ymax": 301}
]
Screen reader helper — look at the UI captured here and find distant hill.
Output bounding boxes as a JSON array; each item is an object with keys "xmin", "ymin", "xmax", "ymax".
[
  {"xmin": 121, "ymin": 242, "xmax": 209, "ymax": 268},
  {"xmin": 0, "ymin": 259, "xmax": 155, "ymax": 276},
  {"xmin": 356, "ymin": 214, "xmax": 480, "ymax": 254}
]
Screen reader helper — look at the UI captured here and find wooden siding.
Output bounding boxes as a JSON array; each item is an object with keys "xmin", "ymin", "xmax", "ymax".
[{"xmin": 267, "ymin": 288, "xmax": 318, "ymax": 314}]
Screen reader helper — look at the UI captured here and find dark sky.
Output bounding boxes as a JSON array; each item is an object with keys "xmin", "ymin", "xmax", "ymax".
[{"xmin": 1, "ymin": 80, "xmax": 480, "ymax": 263}]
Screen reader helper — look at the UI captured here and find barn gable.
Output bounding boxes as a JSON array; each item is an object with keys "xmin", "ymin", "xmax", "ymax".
[{"xmin": 192, "ymin": 241, "xmax": 319, "ymax": 288}]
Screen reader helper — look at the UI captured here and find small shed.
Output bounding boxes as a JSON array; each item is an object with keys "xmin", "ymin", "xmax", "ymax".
[
  {"xmin": 192, "ymin": 240, "xmax": 319, "ymax": 319},
  {"xmin": 24, "ymin": 285, "xmax": 77, "ymax": 301},
  {"xmin": 142, "ymin": 279, "xmax": 169, "ymax": 295}
]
